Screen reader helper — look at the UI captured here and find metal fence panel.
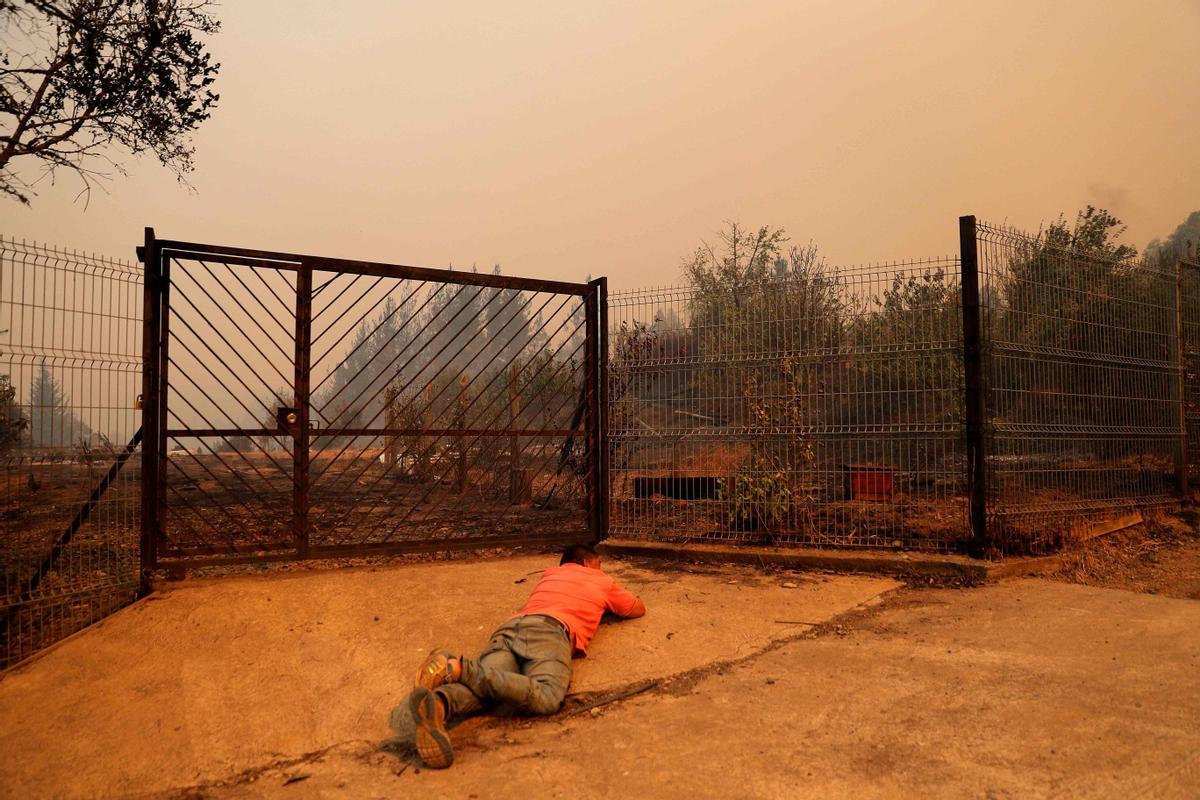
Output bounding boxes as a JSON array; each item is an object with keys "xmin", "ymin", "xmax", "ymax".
[
  {"xmin": 976, "ymin": 221, "xmax": 1181, "ymax": 552},
  {"xmin": 608, "ymin": 258, "xmax": 969, "ymax": 551},
  {"xmin": 0, "ymin": 237, "xmax": 142, "ymax": 669},
  {"xmin": 1182, "ymin": 259, "xmax": 1200, "ymax": 490}
]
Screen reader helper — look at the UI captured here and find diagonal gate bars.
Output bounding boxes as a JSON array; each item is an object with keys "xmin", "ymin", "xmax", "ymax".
[{"xmin": 141, "ymin": 229, "xmax": 606, "ymax": 571}]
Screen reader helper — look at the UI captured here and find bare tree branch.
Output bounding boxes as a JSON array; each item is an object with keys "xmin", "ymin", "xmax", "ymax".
[{"xmin": 0, "ymin": 0, "xmax": 221, "ymax": 205}]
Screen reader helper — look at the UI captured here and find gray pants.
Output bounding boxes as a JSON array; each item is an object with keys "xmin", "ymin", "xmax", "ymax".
[{"xmin": 437, "ymin": 615, "xmax": 573, "ymax": 719}]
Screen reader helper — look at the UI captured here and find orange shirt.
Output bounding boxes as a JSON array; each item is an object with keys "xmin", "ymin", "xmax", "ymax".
[{"xmin": 515, "ymin": 563, "xmax": 640, "ymax": 656}]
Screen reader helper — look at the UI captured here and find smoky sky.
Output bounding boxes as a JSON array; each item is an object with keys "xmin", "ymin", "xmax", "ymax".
[{"xmin": 5, "ymin": 0, "xmax": 1199, "ymax": 287}]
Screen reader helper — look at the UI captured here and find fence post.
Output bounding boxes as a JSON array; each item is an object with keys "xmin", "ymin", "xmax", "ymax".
[
  {"xmin": 597, "ymin": 277, "xmax": 610, "ymax": 541},
  {"xmin": 583, "ymin": 277, "xmax": 609, "ymax": 544},
  {"xmin": 959, "ymin": 216, "xmax": 990, "ymax": 556},
  {"xmin": 1176, "ymin": 258, "xmax": 1189, "ymax": 498},
  {"xmin": 583, "ymin": 284, "xmax": 599, "ymax": 543},
  {"xmin": 294, "ymin": 263, "xmax": 312, "ymax": 558},
  {"xmin": 139, "ymin": 227, "xmax": 160, "ymax": 591}
]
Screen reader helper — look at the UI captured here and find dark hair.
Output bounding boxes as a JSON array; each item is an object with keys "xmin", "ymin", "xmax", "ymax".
[{"xmin": 560, "ymin": 544, "xmax": 599, "ymax": 566}]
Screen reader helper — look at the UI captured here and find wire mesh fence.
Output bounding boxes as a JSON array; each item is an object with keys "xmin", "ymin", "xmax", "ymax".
[
  {"xmin": 1181, "ymin": 259, "xmax": 1200, "ymax": 490},
  {"xmin": 976, "ymin": 221, "xmax": 1183, "ymax": 552},
  {"xmin": 0, "ymin": 236, "xmax": 142, "ymax": 669},
  {"xmin": 1, "ymin": 217, "xmax": 1195, "ymax": 668},
  {"xmin": 609, "ymin": 257, "xmax": 969, "ymax": 551}
]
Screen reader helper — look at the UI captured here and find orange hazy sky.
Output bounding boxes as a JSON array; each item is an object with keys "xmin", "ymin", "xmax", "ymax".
[{"xmin": 5, "ymin": 1, "xmax": 1199, "ymax": 289}]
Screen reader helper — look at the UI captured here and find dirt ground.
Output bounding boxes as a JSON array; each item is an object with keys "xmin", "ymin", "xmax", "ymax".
[
  {"xmin": 1, "ymin": 531, "xmax": 1198, "ymax": 799},
  {"xmin": 1044, "ymin": 513, "xmax": 1200, "ymax": 599}
]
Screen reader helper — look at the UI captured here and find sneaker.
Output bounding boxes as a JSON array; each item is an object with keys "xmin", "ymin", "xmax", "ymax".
[
  {"xmin": 410, "ymin": 687, "xmax": 454, "ymax": 769},
  {"xmin": 414, "ymin": 650, "xmax": 460, "ymax": 690}
]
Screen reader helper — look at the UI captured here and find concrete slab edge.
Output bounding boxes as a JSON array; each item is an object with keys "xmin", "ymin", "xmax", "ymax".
[
  {"xmin": 598, "ymin": 539, "xmax": 1076, "ymax": 583},
  {"xmin": 598, "ymin": 539, "xmax": 989, "ymax": 580}
]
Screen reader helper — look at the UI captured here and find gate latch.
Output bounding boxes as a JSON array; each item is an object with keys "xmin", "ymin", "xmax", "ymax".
[{"xmin": 276, "ymin": 406, "xmax": 299, "ymax": 435}]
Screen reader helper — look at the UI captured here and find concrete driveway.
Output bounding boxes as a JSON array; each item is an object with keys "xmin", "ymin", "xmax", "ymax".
[{"xmin": 0, "ymin": 554, "xmax": 897, "ymax": 799}]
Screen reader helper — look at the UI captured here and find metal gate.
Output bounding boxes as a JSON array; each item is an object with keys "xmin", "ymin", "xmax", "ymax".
[{"xmin": 140, "ymin": 230, "xmax": 607, "ymax": 571}]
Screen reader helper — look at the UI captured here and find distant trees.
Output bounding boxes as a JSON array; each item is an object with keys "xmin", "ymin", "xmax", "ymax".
[
  {"xmin": 422, "ymin": 267, "xmax": 486, "ymax": 376},
  {"xmin": 1146, "ymin": 209, "xmax": 1200, "ymax": 265},
  {"xmin": 994, "ymin": 206, "xmax": 1138, "ymax": 353},
  {"xmin": 686, "ymin": 229, "xmax": 843, "ymax": 361},
  {"xmin": 683, "ymin": 223, "xmax": 789, "ymax": 363},
  {"xmin": 315, "ymin": 265, "xmax": 587, "ymax": 450},
  {"xmin": 683, "ymin": 224, "xmax": 845, "ymax": 436},
  {"xmin": 852, "ymin": 268, "xmax": 962, "ymax": 426},
  {"xmin": 990, "ymin": 206, "xmax": 1162, "ymax": 432},
  {"xmin": 1146, "ymin": 208, "xmax": 1200, "ymax": 451},
  {"xmin": 317, "ymin": 295, "xmax": 418, "ymax": 433},
  {"xmin": 27, "ymin": 366, "xmax": 92, "ymax": 448},
  {"xmin": 1, "ymin": 1, "xmax": 221, "ymax": 204},
  {"xmin": 483, "ymin": 267, "xmax": 534, "ymax": 367}
]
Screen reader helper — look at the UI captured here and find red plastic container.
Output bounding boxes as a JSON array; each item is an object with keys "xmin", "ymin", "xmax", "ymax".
[{"xmin": 843, "ymin": 464, "xmax": 896, "ymax": 502}]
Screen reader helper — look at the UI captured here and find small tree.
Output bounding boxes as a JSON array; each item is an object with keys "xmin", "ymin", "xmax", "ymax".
[
  {"xmin": 684, "ymin": 222, "xmax": 788, "ymax": 371},
  {"xmin": 681, "ymin": 223, "xmax": 843, "ymax": 530},
  {"xmin": 0, "ymin": 373, "xmax": 27, "ymax": 452},
  {"xmin": 1, "ymin": 1, "xmax": 221, "ymax": 204}
]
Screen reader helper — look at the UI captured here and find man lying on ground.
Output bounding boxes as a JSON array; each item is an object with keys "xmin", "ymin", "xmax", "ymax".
[{"xmin": 395, "ymin": 543, "xmax": 647, "ymax": 768}]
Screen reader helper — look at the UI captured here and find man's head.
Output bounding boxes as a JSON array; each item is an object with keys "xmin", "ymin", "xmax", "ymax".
[{"xmin": 560, "ymin": 544, "xmax": 601, "ymax": 570}]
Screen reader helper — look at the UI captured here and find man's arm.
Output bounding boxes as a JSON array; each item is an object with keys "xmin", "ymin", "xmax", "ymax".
[
  {"xmin": 623, "ymin": 597, "xmax": 647, "ymax": 619},
  {"xmin": 606, "ymin": 581, "xmax": 646, "ymax": 619}
]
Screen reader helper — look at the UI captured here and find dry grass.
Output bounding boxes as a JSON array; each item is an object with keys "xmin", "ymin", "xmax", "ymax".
[{"xmin": 1045, "ymin": 510, "xmax": 1200, "ymax": 597}]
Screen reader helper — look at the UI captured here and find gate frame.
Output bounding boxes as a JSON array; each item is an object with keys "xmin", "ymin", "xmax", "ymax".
[{"xmin": 139, "ymin": 228, "xmax": 607, "ymax": 582}]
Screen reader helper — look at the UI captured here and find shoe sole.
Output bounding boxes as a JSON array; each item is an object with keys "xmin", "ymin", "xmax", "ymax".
[{"xmin": 410, "ymin": 688, "xmax": 454, "ymax": 769}]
